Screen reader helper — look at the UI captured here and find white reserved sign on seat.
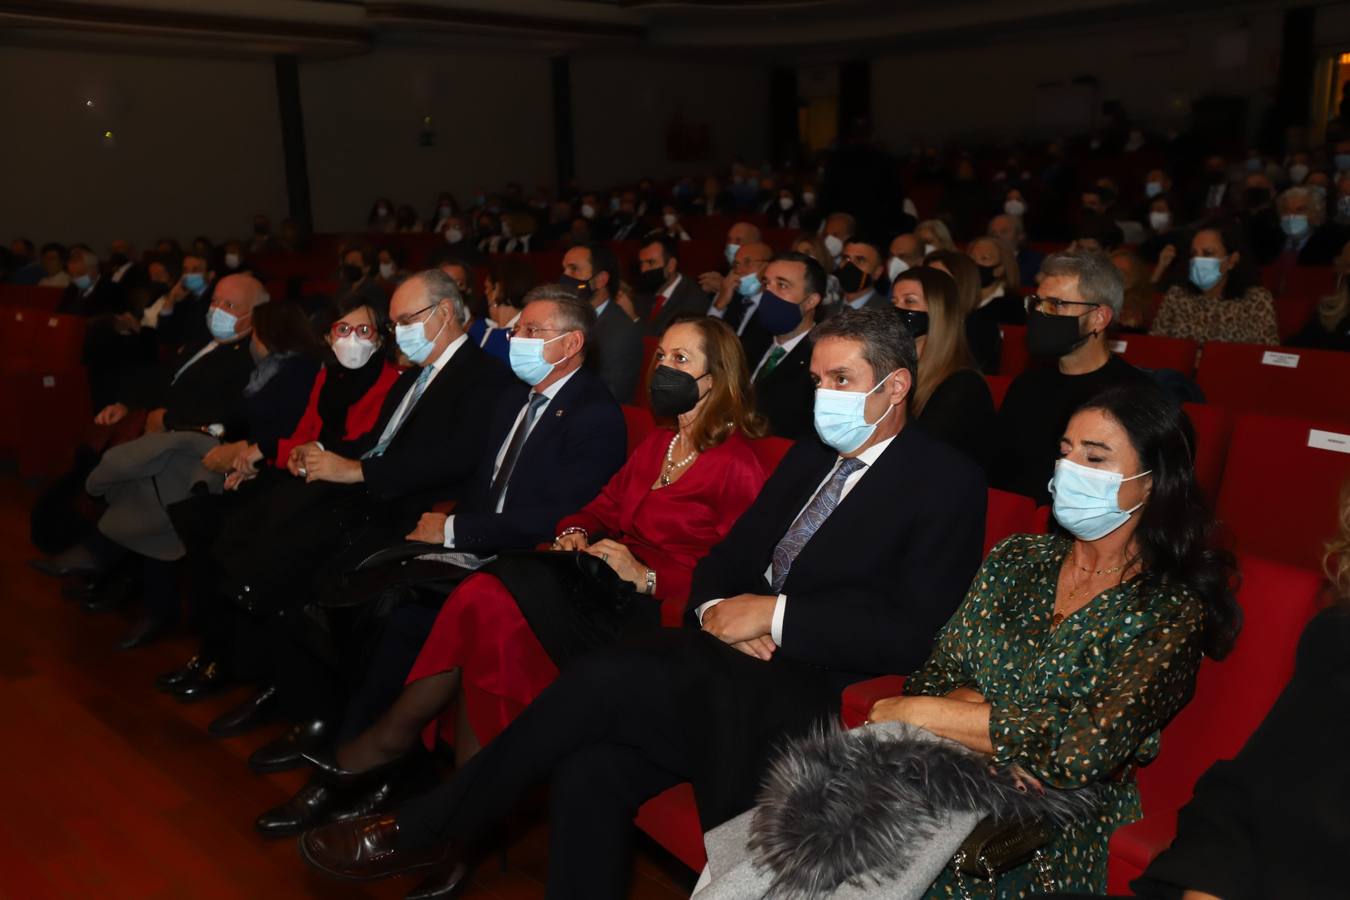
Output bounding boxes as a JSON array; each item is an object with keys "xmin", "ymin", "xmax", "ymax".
[
  {"xmin": 1109, "ymin": 340, "xmax": 1128, "ymax": 353},
  {"xmin": 1308, "ymin": 430, "xmax": 1350, "ymax": 454},
  {"xmin": 1261, "ymin": 351, "xmax": 1300, "ymax": 368}
]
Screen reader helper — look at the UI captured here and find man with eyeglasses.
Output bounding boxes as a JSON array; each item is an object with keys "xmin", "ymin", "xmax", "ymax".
[
  {"xmin": 252, "ymin": 285, "xmax": 627, "ymax": 835},
  {"xmin": 203, "ymin": 270, "xmax": 518, "ymax": 768},
  {"xmin": 991, "ymin": 249, "xmax": 1150, "ymax": 504},
  {"xmin": 708, "ymin": 240, "xmax": 775, "ymax": 364}
]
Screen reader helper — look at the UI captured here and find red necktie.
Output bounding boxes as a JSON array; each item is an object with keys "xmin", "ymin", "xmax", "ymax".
[{"xmin": 649, "ymin": 294, "xmax": 668, "ymax": 321}]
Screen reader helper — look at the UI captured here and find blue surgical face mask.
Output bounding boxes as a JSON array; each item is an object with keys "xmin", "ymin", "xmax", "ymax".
[
  {"xmin": 813, "ymin": 371, "xmax": 896, "ymax": 455},
  {"xmin": 1245, "ymin": 157, "xmax": 1263, "ymax": 172},
  {"xmin": 1281, "ymin": 214, "xmax": 1310, "ymax": 238},
  {"xmin": 183, "ymin": 272, "xmax": 207, "ymax": 294},
  {"xmin": 1049, "ymin": 458, "xmax": 1151, "ymax": 541},
  {"xmin": 724, "ymin": 243, "xmax": 741, "ymax": 266},
  {"xmin": 395, "ymin": 305, "xmax": 447, "ymax": 365},
  {"xmin": 754, "ymin": 288, "xmax": 802, "ymax": 335},
  {"xmin": 737, "ymin": 272, "xmax": 762, "ymax": 297},
  {"xmin": 72, "ymin": 273, "xmax": 93, "ymax": 291},
  {"xmin": 207, "ymin": 306, "xmax": 244, "ymax": 342},
  {"xmin": 1188, "ymin": 256, "xmax": 1224, "ymax": 291},
  {"xmin": 1337, "ymin": 154, "xmax": 1350, "ymax": 172},
  {"xmin": 1144, "ymin": 181, "xmax": 1163, "ymax": 198},
  {"xmin": 508, "ymin": 332, "xmax": 572, "ymax": 386}
]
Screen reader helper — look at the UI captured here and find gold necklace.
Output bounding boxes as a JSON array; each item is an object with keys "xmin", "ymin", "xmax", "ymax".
[{"xmin": 1052, "ymin": 552, "xmax": 1126, "ymax": 628}]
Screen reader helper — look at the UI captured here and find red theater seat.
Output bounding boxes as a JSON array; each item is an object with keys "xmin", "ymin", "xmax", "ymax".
[
  {"xmin": 0, "ymin": 284, "xmax": 64, "ymax": 313},
  {"xmin": 984, "ymin": 488, "xmax": 1039, "ymax": 555},
  {"xmin": 985, "ymin": 374, "xmax": 1012, "ymax": 410},
  {"xmin": 636, "ymin": 784, "xmax": 705, "ymax": 872},
  {"xmin": 1181, "ymin": 402, "xmax": 1231, "ymax": 507},
  {"xmin": 999, "ymin": 324, "xmax": 1029, "ymax": 377},
  {"xmin": 1196, "ymin": 342, "xmax": 1350, "ymax": 423},
  {"xmin": 1106, "ymin": 334, "xmax": 1199, "ymax": 376},
  {"xmin": 1107, "ymin": 556, "xmax": 1321, "ymax": 892},
  {"xmin": 748, "ymin": 435, "xmax": 793, "ymax": 474},
  {"xmin": 621, "ymin": 405, "xmax": 654, "ymax": 456},
  {"xmin": 1216, "ymin": 413, "xmax": 1350, "ymax": 570}
]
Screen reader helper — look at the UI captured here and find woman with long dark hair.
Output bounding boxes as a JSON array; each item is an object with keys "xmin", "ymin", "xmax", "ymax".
[
  {"xmin": 863, "ymin": 382, "xmax": 1241, "ymax": 897},
  {"xmin": 1150, "ymin": 220, "xmax": 1278, "ymax": 345}
]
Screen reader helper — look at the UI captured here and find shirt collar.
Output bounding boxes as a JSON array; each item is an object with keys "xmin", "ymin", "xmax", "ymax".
[
  {"xmin": 426, "ymin": 332, "xmax": 468, "ymax": 371},
  {"xmin": 846, "ymin": 288, "xmax": 875, "ymax": 310},
  {"xmin": 978, "ymin": 284, "xmax": 1006, "ymax": 308},
  {"xmin": 537, "ymin": 365, "xmax": 579, "ymax": 402},
  {"xmin": 772, "ymin": 328, "xmax": 810, "ymax": 355},
  {"xmin": 848, "ymin": 433, "xmax": 896, "ymax": 469},
  {"xmin": 594, "ymin": 299, "xmax": 610, "ymax": 317},
  {"xmin": 662, "ymin": 272, "xmax": 683, "ymax": 297}
]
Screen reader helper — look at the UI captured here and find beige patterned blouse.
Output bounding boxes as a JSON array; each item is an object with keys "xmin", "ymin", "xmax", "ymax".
[
  {"xmin": 907, "ymin": 533, "xmax": 1206, "ymax": 898},
  {"xmin": 1150, "ymin": 285, "xmax": 1279, "ymax": 345}
]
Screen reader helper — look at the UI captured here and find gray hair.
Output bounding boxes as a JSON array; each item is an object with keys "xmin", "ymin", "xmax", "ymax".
[
  {"xmin": 523, "ymin": 283, "xmax": 595, "ymax": 350},
  {"xmin": 814, "ymin": 307, "xmax": 917, "ymax": 405},
  {"xmin": 1277, "ymin": 186, "xmax": 1326, "ymax": 225},
  {"xmin": 415, "ymin": 268, "xmax": 468, "ymax": 324},
  {"xmin": 1039, "ymin": 249, "xmax": 1124, "ymax": 317}
]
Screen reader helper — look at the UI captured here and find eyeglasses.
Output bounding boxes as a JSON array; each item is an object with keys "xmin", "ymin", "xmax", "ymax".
[
  {"xmin": 508, "ymin": 325, "xmax": 567, "ymax": 340},
  {"xmin": 389, "ymin": 302, "xmax": 440, "ymax": 330},
  {"xmin": 1025, "ymin": 294, "xmax": 1100, "ymax": 315},
  {"xmin": 331, "ymin": 321, "xmax": 378, "ymax": 340}
]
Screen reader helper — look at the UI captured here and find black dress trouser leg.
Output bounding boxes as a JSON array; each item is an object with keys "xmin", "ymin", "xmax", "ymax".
[{"xmin": 393, "ymin": 642, "xmax": 690, "ymax": 900}]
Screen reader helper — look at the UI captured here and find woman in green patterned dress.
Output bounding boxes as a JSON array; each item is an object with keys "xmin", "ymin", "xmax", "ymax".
[{"xmin": 869, "ymin": 383, "xmax": 1241, "ymax": 897}]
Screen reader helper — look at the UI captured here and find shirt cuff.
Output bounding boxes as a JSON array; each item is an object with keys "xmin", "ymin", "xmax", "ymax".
[
  {"xmin": 706, "ymin": 302, "xmax": 726, "ymax": 319},
  {"xmin": 442, "ymin": 515, "xmax": 456, "ymax": 548},
  {"xmin": 770, "ymin": 594, "xmax": 787, "ymax": 645},
  {"xmin": 695, "ymin": 598, "xmax": 725, "ymax": 624}
]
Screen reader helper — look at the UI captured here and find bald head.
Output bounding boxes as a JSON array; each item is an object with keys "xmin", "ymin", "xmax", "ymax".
[{"xmin": 727, "ymin": 222, "xmax": 762, "ymax": 247}]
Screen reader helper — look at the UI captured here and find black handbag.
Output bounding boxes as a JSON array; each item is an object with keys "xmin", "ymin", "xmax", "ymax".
[{"xmin": 952, "ymin": 816, "xmax": 1058, "ymax": 896}]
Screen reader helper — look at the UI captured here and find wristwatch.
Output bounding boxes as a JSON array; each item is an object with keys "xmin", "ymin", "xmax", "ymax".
[{"xmin": 643, "ymin": 568, "xmax": 657, "ymax": 596}]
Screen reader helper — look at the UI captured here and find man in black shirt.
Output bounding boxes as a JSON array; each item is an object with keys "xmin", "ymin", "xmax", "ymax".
[{"xmin": 992, "ymin": 250, "xmax": 1149, "ymax": 503}]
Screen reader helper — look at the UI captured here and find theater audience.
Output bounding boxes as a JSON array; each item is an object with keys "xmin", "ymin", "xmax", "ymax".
[
  {"xmin": 58, "ymin": 246, "xmax": 128, "ymax": 316},
  {"xmin": 966, "ymin": 235, "xmax": 1026, "ymax": 324},
  {"xmin": 794, "ymin": 233, "xmax": 845, "ymax": 307},
  {"xmin": 925, "ymin": 249, "xmax": 1001, "ymax": 375},
  {"xmin": 988, "ymin": 212, "xmax": 1044, "ymax": 288},
  {"xmin": 635, "ymin": 234, "xmax": 710, "ymax": 334},
  {"xmin": 892, "ymin": 267, "xmax": 996, "ymax": 472},
  {"xmin": 1110, "ymin": 248, "xmax": 1157, "ymax": 333},
  {"xmin": 367, "ymin": 198, "xmax": 397, "ymax": 233},
  {"xmin": 708, "ymin": 240, "xmax": 773, "ymax": 362},
  {"xmin": 820, "ymin": 212, "xmax": 857, "ymax": 268},
  {"xmin": 1151, "ymin": 221, "xmax": 1278, "ymax": 345},
  {"xmin": 993, "ymin": 250, "xmax": 1150, "ymax": 503},
  {"xmin": 1136, "ymin": 194, "xmax": 1183, "ymax": 266},
  {"xmin": 915, "ymin": 218, "xmax": 956, "ymax": 254},
  {"xmin": 750, "ymin": 252, "xmax": 825, "ymax": 440},
  {"xmin": 468, "ymin": 256, "xmax": 533, "ymax": 363},
  {"xmin": 835, "ymin": 236, "xmax": 888, "ymax": 311},
  {"xmin": 560, "ymin": 244, "xmax": 643, "ymax": 402},
  {"xmin": 300, "ymin": 316, "xmax": 766, "ymax": 794},
  {"xmin": 298, "ymin": 309, "xmax": 986, "ymax": 899},
  {"xmin": 335, "ymin": 243, "xmax": 384, "ymax": 308},
  {"xmin": 38, "ymin": 242, "xmax": 70, "ymax": 287},
  {"xmin": 869, "ymin": 383, "xmax": 1241, "ymax": 896},
  {"xmin": 1288, "ymin": 243, "xmax": 1350, "ymax": 351},
  {"xmin": 700, "ymin": 221, "xmax": 763, "ymax": 296}
]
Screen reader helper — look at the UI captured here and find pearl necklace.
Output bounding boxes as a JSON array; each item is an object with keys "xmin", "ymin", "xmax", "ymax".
[{"xmin": 660, "ymin": 434, "xmax": 699, "ymax": 487}]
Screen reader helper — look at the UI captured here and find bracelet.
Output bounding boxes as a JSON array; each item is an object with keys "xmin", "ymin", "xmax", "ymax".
[
  {"xmin": 553, "ymin": 526, "xmax": 588, "ymax": 547},
  {"xmin": 644, "ymin": 568, "xmax": 657, "ymax": 596}
]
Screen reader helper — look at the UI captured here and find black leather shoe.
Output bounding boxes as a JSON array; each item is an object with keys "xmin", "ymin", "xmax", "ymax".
[
  {"xmin": 172, "ymin": 661, "xmax": 232, "ymax": 702},
  {"xmin": 405, "ymin": 864, "xmax": 470, "ymax": 900},
  {"xmin": 255, "ymin": 778, "xmax": 341, "ymax": 838},
  {"xmin": 249, "ymin": 719, "xmax": 330, "ymax": 773},
  {"xmin": 27, "ymin": 554, "xmax": 102, "ymax": 579},
  {"xmin": 299, "ymin": 814, "xmax": 461, "ymax": 884},
  {"xmin": 155, "ymin": 655, "xmax": 206, "ymax": 692},
  {"xmin": 332, "ymin": 777, "xmax": 399, "ymax": 822},
  {"xmin": 304, "ymin": 747, "xmax": 415, "ymax": 788},
  {"xmin": 206, "ymin": 685, "xmax": 278, "ymax": 738},
  {"xmin": 117, "ymin": 616, "xmax": 167, "ymax": 651}
]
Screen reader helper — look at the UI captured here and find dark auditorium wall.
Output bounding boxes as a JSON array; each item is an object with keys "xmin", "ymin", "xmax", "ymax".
[
  {"xmin": 569, "ymin": 54, "xmax": 772, "ymax": 188},
  {"xmin": 0, "ymin": 47, "xmax": 289, "ymax": 251},
  {"xmin": 298, "ymin": 48, "xmax": 556, "ymax": 234},
  {"xmin": 872, "ymin": 8, "xmax": 1287, "ymax": 146}
]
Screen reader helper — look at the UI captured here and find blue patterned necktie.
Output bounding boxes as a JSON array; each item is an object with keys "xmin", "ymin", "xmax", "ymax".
[
  {"xmin": 769, "ymin": 456, "xmax": 865, "ymax": 591},
  {"xmin": 362, "ymin": 364, "xmax": 435, "ymax": 460},
  {"xmin": 488, "ymin": 392, "xmax": 549, "ymax": 511}
]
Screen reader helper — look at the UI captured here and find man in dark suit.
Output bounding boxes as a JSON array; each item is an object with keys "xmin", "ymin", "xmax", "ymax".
[
  {"xmin": 204, "ymin": 271, "xmax": 517, "ymax": 758},
  {"xmin": 30, "ymin": 273, "xmax": 266, "ymax": 647},
  {"xmin": 633, "ymin": 234, "xmax": 711, "ymax": 334},
  {"xmin": 561, "ymin": 244, "xmax": 642, "ymax": 403},
  {"xmin": 57, "ymin": 246, "xmax": 129, "ymax": 317},
  {"xmin": 709, "ymin": 240, "xmax": 774, "ymax": 365},
  {"xmin": 247, "ymin": 286, "xmax": 629, "ymax": 832},
  {"xmin": 750, "ymin": 252, "xmax": 825, "ymax": 441},
  {"xmin": 300, "ymin": 308, "xmax": 988, "ymax": 900}
]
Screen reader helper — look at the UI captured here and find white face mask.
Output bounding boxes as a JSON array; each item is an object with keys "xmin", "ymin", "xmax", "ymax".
[
  {"xmin": 445, "ymin": 227, "xmax": 464, "ymax": 244},
  {"xmin": 923, "ymin": 243, "xmax": 937, "ymax": 256},
  {"xmin": 801, "ymin": 191, "xmax": 815, "ymax": 206},
  {"xmin": 886, "ymin": 257, "xmax": 909, "ymax": 281},
  {"xmin": 332, "ymin": 334, "xmax": 379, "ymax": 369},
  {"xmin": 1004, "ymin": 199, "xmax": 1026, "ymax": 217},
  {"xmin": 823, "ymin": 234, "xmax": 844, "ymax": 259},
  {"xmin": 1148, "ymin": 211, "xmax": 1172, "ymax": 232},
  {"xmin": 580, "ymin": 203, "xmax": 596, "ymax": 220},
  {"xmin": 662, "ymin": 213, "xmax": 678, "ymax": 228},
  {"xmin": 379, "ymin": 261, "xmax": 396, "ymax": 280},
  {"xmin": 224, "ymin": 252, "xmax": 241, "ymax": 269},
  {"xmin": 778, "ymin": 196, "xmax": 794, "ymax": 211}
]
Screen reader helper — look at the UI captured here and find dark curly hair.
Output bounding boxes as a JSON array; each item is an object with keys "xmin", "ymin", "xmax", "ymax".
[{"xmin": 1054, "ymin": 383, "xmax": 1242, "ymax": 660}]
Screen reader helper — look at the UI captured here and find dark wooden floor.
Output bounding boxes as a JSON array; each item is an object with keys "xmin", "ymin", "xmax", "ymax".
[{"xmin": 0, "ymin": 474, "xmax": 691, "ymax": 900}]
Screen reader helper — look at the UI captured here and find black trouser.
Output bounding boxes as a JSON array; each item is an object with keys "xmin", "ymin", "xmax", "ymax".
[
  {"xmin": 393, "ymin": 641, "xmax": 690, "ymax": 900},
  {"xmin": 337, "ymin": 601, "xmax": 443, "ymax": 743}
]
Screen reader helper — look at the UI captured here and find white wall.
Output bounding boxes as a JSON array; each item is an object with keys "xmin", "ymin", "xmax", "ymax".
[
  {"xmin": 872, "ymin": 9, "xmax": 1285, "ymax": 147},
  {"xmin": 0, "ymin": 47, "xmax": 288, "ymax": 251},
  {"xmin": 569, "ymin": 53, "xmax": 771, "ymax": 187},
  {"xmin": 298, "ymin": 48, "xmax": 555, "ymax": 232}
]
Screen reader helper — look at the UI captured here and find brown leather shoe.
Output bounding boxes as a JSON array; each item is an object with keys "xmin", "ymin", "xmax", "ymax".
[{"xmin": 299, "ymin": 814, "xmax": 454, "ymax": 882}]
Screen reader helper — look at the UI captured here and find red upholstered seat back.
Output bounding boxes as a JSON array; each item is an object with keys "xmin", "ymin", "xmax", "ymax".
[{"xmin": 1196, "ymin": 342, "xmax": 1350, "ymax": 424}]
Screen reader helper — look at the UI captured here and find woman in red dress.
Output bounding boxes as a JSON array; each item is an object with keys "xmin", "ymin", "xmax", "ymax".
[{"xmin": 320, "ymin": 315, "xmax": 771, "ymax": 774}]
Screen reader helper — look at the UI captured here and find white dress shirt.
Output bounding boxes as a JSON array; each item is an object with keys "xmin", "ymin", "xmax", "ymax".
[
  {"xmin": 341, "ymin": 333, "xmax": 466, "ymax": 457},
  {"xmin": 696, "ymin": 434, "xmax": 897, "ymax": 645},
  {"xmin": 707, "ymin": 290, "xmax": 762, "ymax": 336},
  {"xmin": 750, "ymin": 328, "xmax": 809, "ymax": 381},
  {"xmin": 845, "ymin": 288, "xmax": 878, "ymax": 311},
  {"xmin": 442, "ymin": 366, "xmax": 579, "ymax": 547},
  {"xmin": 977, "ymin": 283, "xmax": 1006, "ymax": 310}
]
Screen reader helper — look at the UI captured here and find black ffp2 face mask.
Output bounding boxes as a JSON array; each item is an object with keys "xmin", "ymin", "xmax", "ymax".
[
  {"xmin": 648, "ymin": 365, "xmax": 706, "ymax": 418},
  {"xmin": 635, "ymin": 268, "xmax": 666, "ymax": 294},
  {"xmin": 559, "ymin": 273, "xmax": 592, "ymax": 302},
  {"xmin": 1025, "ymin": 308, "xmax": 1091, "ymax": 357},
  {"xmin": 894, "ymin": 307, "xmax": 929, "ymax": 338},
  {"xmin": 836, "ymin": 262, "xmax": 870, "ymax": 294}
]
